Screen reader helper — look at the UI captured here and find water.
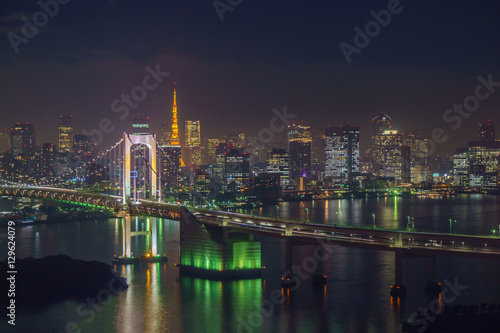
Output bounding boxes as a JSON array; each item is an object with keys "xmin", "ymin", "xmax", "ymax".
[{"xmin": 2, "ymin": 194, "xmax": 500, "ymax": 333}]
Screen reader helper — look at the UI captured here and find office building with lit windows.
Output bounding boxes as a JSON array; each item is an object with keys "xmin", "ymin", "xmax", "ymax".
[
  {"xmin": 58, "ymin": 115, "xmax": 74, "ymax": 153},
  {"xmin": 324, "ymin": 124, "xmax": 360, "ymax": 186}
]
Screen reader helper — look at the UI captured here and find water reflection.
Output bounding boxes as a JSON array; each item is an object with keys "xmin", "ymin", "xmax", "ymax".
[{"xmin": 181, "ymin": 277, "xmax": 262, "ymax": 332}]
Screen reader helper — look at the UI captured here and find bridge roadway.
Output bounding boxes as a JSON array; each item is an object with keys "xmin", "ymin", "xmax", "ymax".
[
  {"xmin": 190, "ymin": 210, "xmax": 500, "ymax": 260},
  {"xmin": 2, "ymin": 185, "xmax": 500, "ymax": 260}
]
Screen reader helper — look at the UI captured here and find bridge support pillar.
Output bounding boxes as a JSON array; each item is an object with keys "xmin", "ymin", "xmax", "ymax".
[
  {"xmin": 391, "ymin": 249, "xmax": 406, "ymax": 296},
  {"xmin": 113, "ymin": 212, "xmax": 166, "ymax": 264},
  {"xmin": 425, "ymin": 256, "xmax": 442, "ymax": 293},
  {"xmin": 123, "ymin": 215, "xmax": 132, "ymax": 258},
  {"xmin": 312, "ymin": 245, "xmax": 327, "ymax": 286},
  {"xmin": 395, "ymin": 232, "xmax": 403, "ymax": 248},
  {"xmin": 281, "ymin": 238, "xmax": 296, "ymax": 288},
  {"xmin": 150, "ymin": 218, "xmax": 157, "ymax": 256}
]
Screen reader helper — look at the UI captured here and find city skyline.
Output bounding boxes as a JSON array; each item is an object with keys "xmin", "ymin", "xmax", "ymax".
[{"xmin": 1, "ymin": 1, "xmax": 500, "ymax": 150}]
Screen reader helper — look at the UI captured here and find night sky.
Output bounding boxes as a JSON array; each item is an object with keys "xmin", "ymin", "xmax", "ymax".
[{"xmin": 1, "ymin": 0, "xmax": 500, "ymax": 151}]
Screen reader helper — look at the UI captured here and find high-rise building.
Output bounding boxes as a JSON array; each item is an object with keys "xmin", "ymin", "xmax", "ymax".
[
  {"xmin": 58, "ymin": 115, "xmax": 74, "ymax": 153},
  {"xmin": 203, "ymin": 138, "xmax": 220, "ymax": 165},
  {"xmin": 266, "ymin": 148, "xmax": 291, "ymax": 190},
  {"xmin": 159, "ymin": 122, "xmax": 172, "ymax": 147},
  {"xmin": 372, "ymin": 112, "xmax": 392, "ymax": 137},
  {"xmin": 223, "ymin": 129, "xmax": 245, "ymax": 149},
  {"xmin": 287, "ymin": 121, "xmax": 312, "ymax": 181},
  {"xmin": 373, "ymin": 129, "xmax": 402, "ymax": 175},
  {"xmin": 383, "ymin": 145, "xmax": 410, "ymax": 183},
  {"xmin": 453, "ymin": 148, "xmax": 469, "ymax": 187},
  {"xmin": 132, "ymin": 114, "xmax": 150, "ymax": 135},
  {"xmin": 11, "ymin": 123, "xmax": 35, "ymax": 157},
  {"xmin": 403, "ymin": 131, "xmax": 430, "ymax": 184},
  {"xmin": 324, "ymin": 123, "xmax": 360, "ymax": 186},
  {"xmin": 185, "ymin": 120, "xmax": 201, "ymax": 166},
  {"xmin": 38, "ymin": 143, "xmax": 56, "ymax": 178},
  {"xmin": 74, "ymin": 135, "xmax": 95, "ymax": 161},
  {"xmin": 0, "ymin": 129, "xmax": 10, "ymax": 154},
  {"xmin": 453, "ymin": 140, "xmax": 500, "ymax": 188},
  {"xmin": 224, "ymin": 149, "xmax": 250, "ymax": 192},
  {"xmin": 478, "ymin": 120, "xmax": 495, "ymax": 142}
]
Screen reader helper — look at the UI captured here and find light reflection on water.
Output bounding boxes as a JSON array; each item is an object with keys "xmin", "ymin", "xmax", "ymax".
[{"xmin": 3, "ymin": 195, "xmax": 500, "ymax": 332}]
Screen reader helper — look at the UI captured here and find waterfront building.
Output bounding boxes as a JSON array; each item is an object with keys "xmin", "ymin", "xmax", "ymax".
[{"xmin": 324, "ymin": 123, "xmax": 360, "ymax": 186}]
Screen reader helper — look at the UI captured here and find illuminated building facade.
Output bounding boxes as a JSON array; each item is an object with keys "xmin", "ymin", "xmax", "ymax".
[
  {"xmin": 287, "ymin": 121, "xmax": 312, "ymax": 181},
  {"xmin": 58, "ymin": 115, "xmax": 74, "ymax": 153},
  {"xmin": 383, "ymin": 145, "xmax": 410, "ymax": 183},
  {"xmin": 11, "ymin": 123, "xmax": 35, "ymax": 157},
  {"xmin": 132, "ymin": 114, "xmax": 150, "ymax": 135},
  {"xmin": 185, "ymin": 120, "xmax": 202, "ymax": 166},
  {"xmin": 0, "ymin": 129, "xmax": 10, "ymax": 154},
  {"xmin": 324, "ymin": 124, "xmax": 360, "ymax": 186},
  {"xmin": 373, "ymin": 129, "xmax": 402, "ymax": 175},
  {"xmin": 74, "ymin": 135, "xmax": 95, "ymax": 162},
  {"xmin": 403, "ymin": 131, "xmax": 430, "ymax": 184},
  {"xmin": 224, "ymin": 149, "xmax": 250, "ymax": 192},
  {"xmin": 478, "ymin": 120, "xmax": 495, "ymax": 142},
  {"xmin": 266, "ymin": 148, "xmax": 290, "ymax": 190}
]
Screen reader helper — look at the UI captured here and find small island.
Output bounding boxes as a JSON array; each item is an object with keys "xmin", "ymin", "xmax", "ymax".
[{"xmin": 2, "ymin": 255, "xmax": 128, "ymax": 307}]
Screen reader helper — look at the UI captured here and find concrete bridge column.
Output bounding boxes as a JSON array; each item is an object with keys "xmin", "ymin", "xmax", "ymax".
[
  {"xmin": 150, "ymin": 218, "xmax": 157, "ymax": 256},
  {"xmin": 312, "ymin": 245, "xmax": 327, "ymax": 286},
  {"xmin": 391, "ymin": 249, "xmax": 406, "ymax": 296},
  {"xmin": 282, "ymin": 238, "xmax": 296, "ymax": 288},
  {"xmin": 123, "ymin": 215, "xmax": 132, "ymax": 258},
  {"xmin": 425, "ymin": 256, "xmax": 442, "ymax": 293},
  {"xmin": 395, "ymin": 232, "xmax": 403, "ymax": 248}
]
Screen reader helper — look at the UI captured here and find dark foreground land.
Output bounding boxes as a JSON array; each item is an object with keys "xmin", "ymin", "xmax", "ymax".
[{"xmin": 2, "ymin": 255, "xmax": 128, "ymax": 307}]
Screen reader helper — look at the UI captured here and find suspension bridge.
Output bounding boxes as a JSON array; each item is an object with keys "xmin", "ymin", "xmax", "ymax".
[{"xmin": 2, "ymin": 132, "xmax": 500, "ymax": 295}]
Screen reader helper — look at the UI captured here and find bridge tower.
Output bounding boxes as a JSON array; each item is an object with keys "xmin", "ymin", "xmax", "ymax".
[{"xmin": 123, "ymin": 133, "xmax": 158, "ymax": 203}]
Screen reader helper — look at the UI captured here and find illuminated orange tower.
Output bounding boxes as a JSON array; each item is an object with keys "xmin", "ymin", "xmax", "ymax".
[{"xmin": 170, "ymin": 83, "xmax": 180, "ymax": 146}]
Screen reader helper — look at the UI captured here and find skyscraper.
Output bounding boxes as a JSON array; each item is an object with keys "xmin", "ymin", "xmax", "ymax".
[
  {"xmin": 372, "ymin": 112, "xmax": 392, "ymax": 137},
  {"xmin": 266, "ymin": 148, "xmax": 291, "ymax": 190},
  {"xmin": 287, "ymin": 121, "xmax": 312, "ymax": 181},
  {"xmin": 58, "ymin": 115, "xmax": 74, "ymax": 153},
  {"xmin": 132, "ymin": 114, "xmax": 150, "ymax": 135},
  {"xmin": 478, "ymin": 120, "xmax": 495, "ymax": 142},
  {"xmin": 324, "ymin": 123, "xmax": 360, "ymax": 186},
  {"xmin": 0, "ymin": 129, "xmax": 10, "ymax": 154},
  {"xmin": 159, "ymin": 122, "xmax": 172, "ymax": 147},
  {"xmin": 11, "ymin": 123, "xmax": 35, "ymax": 156},
  {"xmin": 185, "ymin": 120, "xmax": 201, "ymax": 166}
]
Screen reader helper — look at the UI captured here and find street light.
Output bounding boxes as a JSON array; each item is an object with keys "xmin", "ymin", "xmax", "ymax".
[
  {"xmin": 275, "ymin": 205, "xmax": 279, "ymax": 221},
  {"xmin": 251, "ymin": 202, "xmax": 256, "ymax": 218},
  {"xmin": 406, "ymin": 216, "xmax": 415, "ymax": 231},
  {"xmin": 305, "ymin": 208, "xmax": 309, "ymax": 222},
  {"xmin": 372, "ymin": 213, "xmax": 376, "ymax": 229},
  {"xmin": 449, "ymin": 219, "xmax": 456, "ymax": 234}
]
